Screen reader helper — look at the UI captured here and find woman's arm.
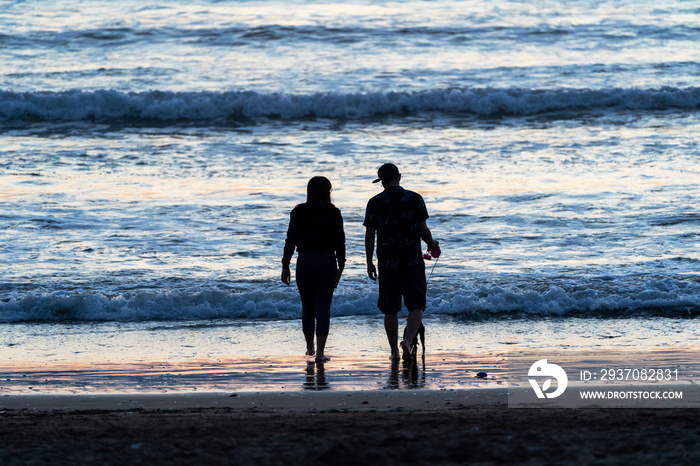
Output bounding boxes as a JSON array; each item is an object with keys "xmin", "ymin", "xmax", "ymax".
[{"xmin": 281, "ymin": 211, "xmax": 297, "ymax": 285}]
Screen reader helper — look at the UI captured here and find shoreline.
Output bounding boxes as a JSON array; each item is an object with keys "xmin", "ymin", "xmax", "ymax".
[
  {"xmin": 0, "ymin": 388, "xmax": 508, "ymax": 413},
  {"xmin": 2, "ymin": 346, "xmax": 697, "ymax": 396},
  {"xmin": 3, "ymin": 381, "xmax": 697, "ymax": 413}
]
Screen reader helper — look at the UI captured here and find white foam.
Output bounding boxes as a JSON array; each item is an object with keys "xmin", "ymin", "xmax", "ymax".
[{"xmin": 2, "ymin": 278, "xmax": 699, "ymax": 323}]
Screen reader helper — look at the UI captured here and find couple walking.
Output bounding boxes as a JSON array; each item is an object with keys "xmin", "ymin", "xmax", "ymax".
[{"xmin": 281, "ymin": 163, "xmax": 440, "ymax": 362}]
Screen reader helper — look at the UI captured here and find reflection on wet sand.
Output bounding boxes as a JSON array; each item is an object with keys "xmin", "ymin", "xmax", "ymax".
[
  {"xmin": 303, "ymin": 360, "xmax": 329, "ymax": 390},
  {"xmin": 0, "ymin": 352, "xmax": 515, "ymax": 394},
  {"xmin": 387, "ymin": 359, "xmax": 427, "ymax": 389},
  {"xmin": 304, "ymin": 357, "xmax": 429, "ymax": 391}
]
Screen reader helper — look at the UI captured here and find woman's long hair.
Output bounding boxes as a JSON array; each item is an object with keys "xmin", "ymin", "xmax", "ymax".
[{"xmin": 305, "ymin": 176, "xmax": 333, "ymax": 210}]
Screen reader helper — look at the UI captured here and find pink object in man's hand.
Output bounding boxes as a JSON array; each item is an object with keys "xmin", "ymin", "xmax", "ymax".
[{"xmin": 424, "ymin": 245, "xmax": 441, "ymax": 260}]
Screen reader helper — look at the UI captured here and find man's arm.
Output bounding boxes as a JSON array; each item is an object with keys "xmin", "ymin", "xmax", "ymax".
[
  {"xmin": 419, "ymin": 220, "xmax": 439, "ymax": 252},
  {"xmin": 365, "ymin": 227, "xmax": 377, "ymax": 280}
]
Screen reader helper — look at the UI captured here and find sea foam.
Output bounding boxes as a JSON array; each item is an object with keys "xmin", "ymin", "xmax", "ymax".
[{"xmin": 2, "ymin": 278, "xmax": 699, "ymax": 323}]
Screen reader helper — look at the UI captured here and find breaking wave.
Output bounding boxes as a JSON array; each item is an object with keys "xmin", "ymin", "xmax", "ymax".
[
  {"xmin": 1, "ymin": 87, "xmax": 700, "ymax": 125},
  {"xmin": 2, "ymin": 277, "xmax": 699, "ymax": 323}
]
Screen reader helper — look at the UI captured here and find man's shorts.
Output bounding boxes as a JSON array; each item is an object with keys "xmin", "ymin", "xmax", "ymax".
[{"xmin": 377, "ymin": 263, "xmax": 426, "ymax": 315}]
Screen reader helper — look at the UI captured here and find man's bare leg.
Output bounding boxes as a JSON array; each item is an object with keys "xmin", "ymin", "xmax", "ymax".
[
  {"xmin": 401, "ymin": 309, "xmax": 424, "ymax": 361},
  {"xmin": 384, "ymin": 313, "xmax": 400, "ymax": 361}
]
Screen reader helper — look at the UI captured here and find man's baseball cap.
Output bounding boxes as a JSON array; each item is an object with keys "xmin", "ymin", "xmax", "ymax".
[{"xmin": 372, "ymin": 163, "xmax": 400, "ymax": 183}]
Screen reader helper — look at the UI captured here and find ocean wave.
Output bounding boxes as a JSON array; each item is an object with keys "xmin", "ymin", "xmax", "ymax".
[
  {"xmin": 1, "ymin": 87, "xmax": 699, "ymax": 125},
  {"xmin": 6, "ymin": 24, "xmax": 700, "ymax": 48},
  {"xmin": 2, "ymin": 279, "xmax": 699, "ymax": 323}
]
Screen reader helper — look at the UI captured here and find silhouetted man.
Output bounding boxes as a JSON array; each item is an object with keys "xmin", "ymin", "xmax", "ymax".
[{"xmin": 364, "ymin": 163, "xmax": 440, "ymax": 361}]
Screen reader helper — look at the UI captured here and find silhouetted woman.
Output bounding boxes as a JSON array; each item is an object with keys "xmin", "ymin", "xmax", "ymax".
[{"xmin": 282, "ymin": 176, "xmax": 345, "ymax": 362}]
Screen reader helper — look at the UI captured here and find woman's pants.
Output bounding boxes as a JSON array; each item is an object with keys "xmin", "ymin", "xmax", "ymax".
[{"xmin": 296, "ymin": 252, "xmax": 337, "ymax": 338}]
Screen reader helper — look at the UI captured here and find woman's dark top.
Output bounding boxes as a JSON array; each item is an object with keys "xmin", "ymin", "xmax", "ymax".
[{"xmin": 282, "ymin": 203, "xmax": 346, "ymax": 269}]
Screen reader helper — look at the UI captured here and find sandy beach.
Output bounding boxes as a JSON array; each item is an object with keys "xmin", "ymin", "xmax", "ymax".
[
  {"xmin": 2, "ymin": 340, "xmax": 698, "ymax": 464},
  {"xmin": 1, "ymin": 389, "xmax": 699, "ymax": 465}
]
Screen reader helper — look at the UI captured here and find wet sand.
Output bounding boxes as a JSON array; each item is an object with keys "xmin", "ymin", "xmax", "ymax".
[
  {"xmin": 2, "ymin": 346, "xmax": 698, "ymax": 464},
  {"xmin": 3, "ymin": 347, "xmax": 697, "ymax": 395},
  {"xmin": 1, "ymin": 389, "xmax": 699, "ymax": 465}
]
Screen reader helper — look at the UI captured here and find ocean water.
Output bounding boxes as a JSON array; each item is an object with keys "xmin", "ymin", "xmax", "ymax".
[{"xmin": 1, "ymin": 0, "xmax": 699, "ymax": 392}]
